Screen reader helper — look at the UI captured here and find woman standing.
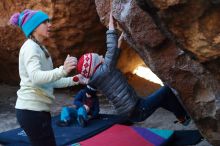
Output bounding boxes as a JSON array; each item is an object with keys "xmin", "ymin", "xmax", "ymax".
[{"xmin": 9, "ymin": 9, "xmax": 84, "ymax": 146}]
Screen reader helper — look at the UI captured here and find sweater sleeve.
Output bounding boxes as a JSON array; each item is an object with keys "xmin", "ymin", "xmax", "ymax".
[
  {"xmin": 103, "ymin": 30, "xmax": 120, "ymax": 71},
  {"xmin": 23, "ymin": 46, "xmax": 67, "ymax": 85},
  {"xmin": 53, "ymin": 77, "xmax": 79, "ymax": 88}
]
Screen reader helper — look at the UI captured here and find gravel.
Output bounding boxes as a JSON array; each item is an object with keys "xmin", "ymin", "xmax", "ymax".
[{"xmin": 0, "ymin": 85, "xmax": 211, "ymax": 146}]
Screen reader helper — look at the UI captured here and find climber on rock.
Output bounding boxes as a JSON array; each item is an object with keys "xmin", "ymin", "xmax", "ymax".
[{"xmin": 73, "ymin": 10, "xmax": 191, "ymax": 125}]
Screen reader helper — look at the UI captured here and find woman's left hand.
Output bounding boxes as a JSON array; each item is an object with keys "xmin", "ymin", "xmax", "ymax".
[{"xmin": 63, "ymin": 54, "xmax": 77, "ymax": 74}]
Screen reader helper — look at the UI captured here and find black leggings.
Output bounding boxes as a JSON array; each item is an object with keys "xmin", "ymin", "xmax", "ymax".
[{"xmin": 16, "ymin": 109, "xmax": 56, "ymax": 146}]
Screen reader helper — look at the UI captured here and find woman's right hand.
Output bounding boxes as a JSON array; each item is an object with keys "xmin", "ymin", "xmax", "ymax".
[{"xmin": 63, "ymin": 54, "xmax": 77, "ymax": 74}]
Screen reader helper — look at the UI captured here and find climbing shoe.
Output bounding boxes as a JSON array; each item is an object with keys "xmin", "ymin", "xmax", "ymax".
[
  {"xmin": 175, "ymin": 116, "xmax": 191, "ymax": 126},
  {"xmin": 180, "ymin": 116, "xmax": 191, "ymax": 126}
]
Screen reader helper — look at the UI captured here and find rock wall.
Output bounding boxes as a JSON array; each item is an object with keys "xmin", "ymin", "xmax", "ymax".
[
  {"xmin": 1, "ymin": 0, "xmax": 143, "ymax": 85},
  {"xmin": 1, "ymin": 0, "xmax": 219, "ymax": 145},
  {"xmin": 95, "ymin": 0, "xmax": 220, "ymax": 145},
  {"xmin": 1, "ymin": 0, "xmax": 107, "ymax": 84}
]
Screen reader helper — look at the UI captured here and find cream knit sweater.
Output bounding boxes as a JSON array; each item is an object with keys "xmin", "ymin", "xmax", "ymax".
[{"xmin": 16, "ymin": 39, "xmax": 78, "ymax": 112}]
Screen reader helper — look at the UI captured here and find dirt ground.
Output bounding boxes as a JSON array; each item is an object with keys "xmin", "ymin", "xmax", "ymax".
[{"xmin": 0, "ymin": 84, "xmax": 211, "ymax": 146}]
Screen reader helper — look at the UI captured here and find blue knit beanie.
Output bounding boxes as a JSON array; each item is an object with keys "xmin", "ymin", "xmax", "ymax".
[{"xmin": 9, "ymin": 9, "xmax": 49, "ymax": 37}]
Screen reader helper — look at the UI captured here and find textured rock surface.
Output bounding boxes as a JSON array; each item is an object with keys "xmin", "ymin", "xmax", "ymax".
[
  {"xmin": 95, "ymin": 0, "xmax": 220, "ymax": 145},
  {"xmin": 1, "ymin": 0, "xmax": 142, "ymax": 85},
  {"xmin": 0, "ymin": 0, "xmax": 219, "ymax": 145},
  {"xmin": 1, "ymin": 0, "xmax": 106, "ymax": 84}
]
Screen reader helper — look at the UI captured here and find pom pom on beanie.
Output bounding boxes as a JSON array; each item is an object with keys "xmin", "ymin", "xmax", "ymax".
[
  {"xmin": 73, "ymin": 76, "xmax": 79, "ymax": 82},
  {"xmin": 9, "ymin": 13, "xmax": 20, "ymax": 26}
]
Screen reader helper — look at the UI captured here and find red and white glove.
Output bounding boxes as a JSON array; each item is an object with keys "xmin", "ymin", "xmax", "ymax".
[{"xmin": 73, "ymin": 74, "xmax": 89, "ymax": 85}]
